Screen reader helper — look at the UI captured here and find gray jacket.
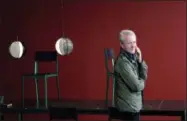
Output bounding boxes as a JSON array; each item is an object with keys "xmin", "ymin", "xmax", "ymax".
[{"xmin": 114, "ymin": 53, "xmax": 148, "ymax": 113}]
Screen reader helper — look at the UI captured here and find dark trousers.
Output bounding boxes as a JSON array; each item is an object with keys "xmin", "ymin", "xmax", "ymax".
[{"xmin": 121, "ymin": 112, "xmax": 140, "ymax": 121}]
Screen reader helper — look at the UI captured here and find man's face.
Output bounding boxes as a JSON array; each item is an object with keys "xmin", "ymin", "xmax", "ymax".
[{"xmin": 120, "ymin": 35, "xmax": 137, "ymax": 54}]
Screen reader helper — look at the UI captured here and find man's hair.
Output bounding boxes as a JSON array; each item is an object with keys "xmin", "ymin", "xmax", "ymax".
[{"xmin": 119, "ymin": 29, "xmax": 136, "ymax": 43}]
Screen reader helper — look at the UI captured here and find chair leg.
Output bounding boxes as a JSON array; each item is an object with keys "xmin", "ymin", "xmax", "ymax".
[
  {"xmin": 105, "ymin": 74, "xmax": 110, "ymax": 106},
  {"xmin": 21, "ymin": 76, "xmax": 24, "ymax": 108},
  {"xmin": 44, "ymin": 76, "xmax": 48, "ymax": 108},
  {"xmin": 112, "ymin": 76, "xmax": 116, "ymax": 107},
  {"xmin": 56, "ymin": 75, "xmax": 61, "ymax": 100},
  {"xmin": 35, "ymin": 78, "xmax": 39, "ymax": 108}
]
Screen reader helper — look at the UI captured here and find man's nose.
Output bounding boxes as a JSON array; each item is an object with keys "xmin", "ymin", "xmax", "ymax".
[{"xmin": 131, "ymin": 44, "xmax": 135, "ymax": 48}]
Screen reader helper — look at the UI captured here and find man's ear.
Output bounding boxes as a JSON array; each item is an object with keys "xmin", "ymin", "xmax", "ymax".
[{"xmin": 120, "ymin": 42, "xmax": 123, "ymax": 48}]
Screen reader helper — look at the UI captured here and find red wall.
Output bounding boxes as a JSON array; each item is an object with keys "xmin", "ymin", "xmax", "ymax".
[
  {"xmin": 63, "ymin": 1, "xmax": 186, "ymax": 100},
  {"xmin": 1, "ymin": 0, "xmax": 186, "ymax": 120}
]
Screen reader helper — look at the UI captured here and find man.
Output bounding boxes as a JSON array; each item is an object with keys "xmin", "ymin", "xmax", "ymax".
[{"xmin": 114, "ymin": 29, "xmax": 148, "ymax": 121}]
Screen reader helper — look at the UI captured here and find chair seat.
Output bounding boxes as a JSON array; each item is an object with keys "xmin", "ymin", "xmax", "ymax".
[{"xmin": 23, "ymin": 73, "xmax": 58, "ymax": 78}]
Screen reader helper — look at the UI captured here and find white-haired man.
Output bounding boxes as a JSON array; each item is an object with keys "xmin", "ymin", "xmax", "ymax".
[{"xmin": 114, "ymin": 29, "xmax": 148, "ymax": 121}]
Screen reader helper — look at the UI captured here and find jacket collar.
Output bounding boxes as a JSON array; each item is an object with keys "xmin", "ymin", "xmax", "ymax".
[{"xmin": 120, "ymin": 48, "xmax": 137, "ymax": 63}]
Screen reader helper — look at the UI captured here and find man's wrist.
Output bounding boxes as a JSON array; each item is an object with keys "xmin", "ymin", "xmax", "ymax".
[{"xmin": 139, "ymin": 55, "xmax": 143, "ymax": 63}]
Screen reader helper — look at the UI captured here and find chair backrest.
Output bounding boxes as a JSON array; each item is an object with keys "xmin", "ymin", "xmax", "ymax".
[
  {"xmin": 34, "ymin": 51, "xmax": 58, "ymax": 74},
  {"xmin": 104, "ymin": 48, "xmax": 115, "ymax": 74},
  {"xmin": 48, "ymin": 106, "xmax": 78, "ymax": 121},
  {"xmin": 35, "ymin": 51, "xmax": 57, "ymax": 62}
]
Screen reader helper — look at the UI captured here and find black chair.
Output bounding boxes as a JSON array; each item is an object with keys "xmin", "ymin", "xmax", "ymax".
[
  {"xmin": 104, "ymin": 48, "xmax": 116, "ymax": 106},
  {"xmin": 21, "ymin": 51, "xmax": 61, "ymax": 108},
  {"xmin": 48, "ymin": 106, "xmax": 78, "ymax": 121}
]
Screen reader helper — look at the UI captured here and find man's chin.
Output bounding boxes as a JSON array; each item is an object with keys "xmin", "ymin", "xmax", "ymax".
[{"xmin": 128, "ymin": 50, "xmax": 136, "ymax": 54}]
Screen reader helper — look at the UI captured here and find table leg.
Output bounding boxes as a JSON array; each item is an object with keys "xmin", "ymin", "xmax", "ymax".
[
  {"xmin": 18, "ymin": 113, "xmax": 23, "ymax": 121},
  {"xmin": 0, "ymin": 113, "xmax": 4, "ymax": 121},
  {"xmin": 44, "ymin": 76, "xmax": 48, "ymax": 108},
  {"xmin": 181, "ymin": 110, "xmax": 186, "ymax": 121}
]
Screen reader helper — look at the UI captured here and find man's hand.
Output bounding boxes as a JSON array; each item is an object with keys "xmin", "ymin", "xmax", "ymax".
[{"xmin": 136, "ymin": 46, "xmax": 142, "ymax": 63}]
